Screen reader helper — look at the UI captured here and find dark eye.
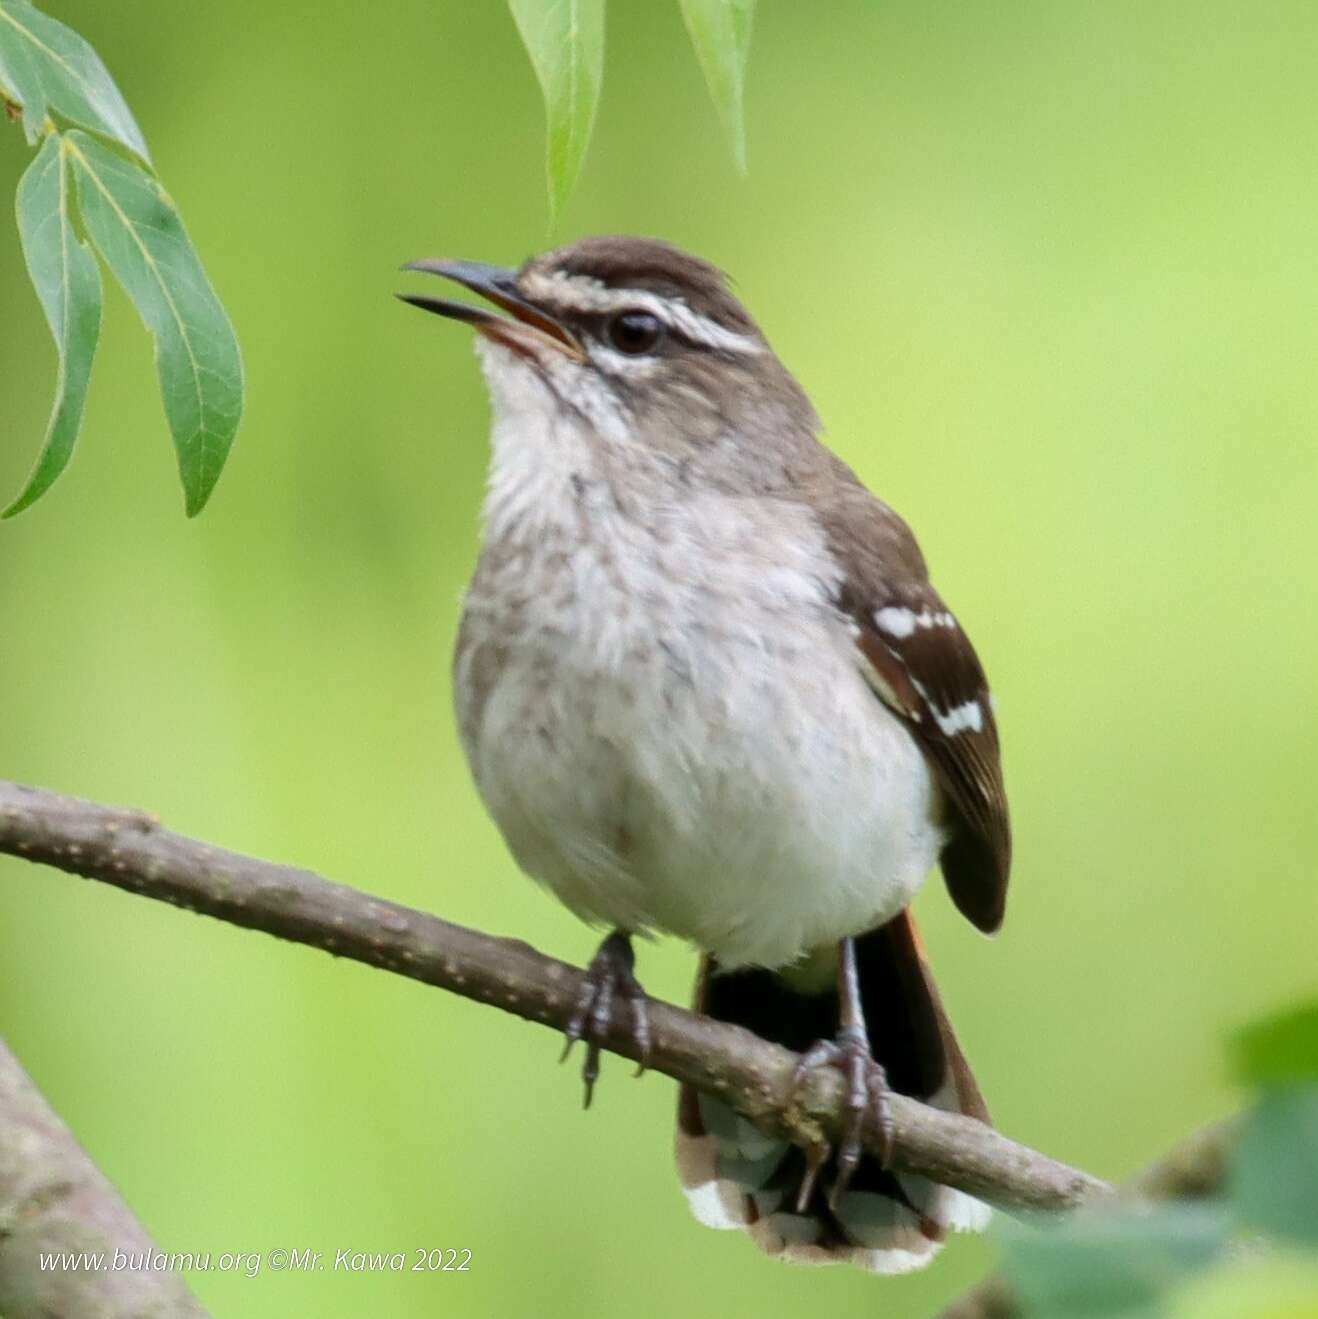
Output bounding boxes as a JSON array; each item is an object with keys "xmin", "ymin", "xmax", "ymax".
[{"xmin": 606, "ymin": 310, "xmax": 664, "ymax": 355}]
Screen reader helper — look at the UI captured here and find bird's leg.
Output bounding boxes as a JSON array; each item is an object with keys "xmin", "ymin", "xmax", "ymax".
[
  {"xmin": 560, "ymin": 929, "xmax": 651, "ymax": 1109},
  {"xmin": 790, "ymin": 936, "xmax": 894, "ymax": 1211}
]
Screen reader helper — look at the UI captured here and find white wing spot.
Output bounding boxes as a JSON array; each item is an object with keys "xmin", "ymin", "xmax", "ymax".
[
  {"xmin": 875, "ymin": 606, "xmax": 957, "ymax": 640},
  {"xmin": 875, "ymin": 606, "xmax": 916, "ymax": 638},
  {"xmin": 932, "ymin": 699, "xmax": 984, "ymax": 737}
]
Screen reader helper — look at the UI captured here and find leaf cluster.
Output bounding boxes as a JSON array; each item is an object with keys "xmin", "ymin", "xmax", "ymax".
[
  {"xmin": 0, "ymin": 0, "xmax": 241, "ymax": 515},
  {"xmin": 508, "ymin": 0, "xmax": 755, "ymax": 220}
]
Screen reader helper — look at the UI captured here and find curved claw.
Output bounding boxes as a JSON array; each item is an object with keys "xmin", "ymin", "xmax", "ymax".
[
  {"xmin": 559, "ymin": 931, "xmax": 649, "ymax": 1107},
  {"xmin": 788, "ymin": 1028, "xmax": 892, "ymax": 1212},
  {"xmin": 559, "ymin": 975, "xmax": 597, "ymax": 1062}
]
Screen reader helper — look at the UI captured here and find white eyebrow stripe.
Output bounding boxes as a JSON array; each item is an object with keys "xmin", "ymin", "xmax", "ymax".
[{"xmin": 518, "ymin": 269, "xmax": 764, "ymax": 356}]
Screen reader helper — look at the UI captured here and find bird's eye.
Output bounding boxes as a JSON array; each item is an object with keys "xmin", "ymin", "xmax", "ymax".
[{"xmin": 606, "ymin": 310, "xmax": 664, "ymax": 355}]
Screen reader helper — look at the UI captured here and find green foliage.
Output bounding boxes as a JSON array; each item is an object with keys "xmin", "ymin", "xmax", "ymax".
[
  {"xmin": 1231, "ymin": 1001, "xmax": 1318, "ymax": 1253},
  {"xmin": 10, "ymin": 131, "xmax": 100, "ymax": 515},
  {"xmin": 4, "ymin": 0, "xmax": 759, "ymax": 509},
  {"xmin": 507, "ymin": 0, "xmax": 605, "ymax": 224},
  {"xmin": 1002, "ymin": 1206, "xmax": 1227, "ymax": 1319},
  {"xmin": 508, "ymin": 0, "xmax": 755, "ymax": 216},
  {"xmin": 0, "ymin": 0, "xmax": 147, "ymax": 159},
  {"xmin": 1003, "ymin": 1000, "xmax": 1318, "ymax": 1318},
  {"xmin": 0, "ymin": 0, "xmax": 241, "ymax": 516},
  {"xmin": 677, "ymin": 0, "xmax": 754, "ymax": 174},
  {"xmin": 65, "ymin": 132, "xmax": 242, "ymax": 517},
  {"xmin": 1233, "ymin": 1002, "xmax": 1318, "ymax": 1089},
  {"xmin": 1232, "ymin": 1087, "xmax": 1318, "ymax": 1248}
]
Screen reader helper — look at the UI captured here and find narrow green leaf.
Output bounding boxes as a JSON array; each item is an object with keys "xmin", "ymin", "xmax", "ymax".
[
  {"xmin": 1232, "ymin": 1086, "xmax": 1318, "ymax": 1247},
  {"xmin": 65, "ymin": 130, "xmax": 241, "ymax": 516},
  {"xmin": 678, "ymin": 0, "xmax": 754, "ymax": 173},
  {"xmin": 6, "ymin": 130, "xmax": 102, "ymax": 516},
  {"xmin": 0, "ymin": 0, "xmax": 149, "ymax": 162},
  {"xmin": 508, "ymin": 0, "xmax": 605, "ymax": 220},
  {"xmin": 1233, "ymin": 1001, "xmax": 1318, "ymax": 1089}
]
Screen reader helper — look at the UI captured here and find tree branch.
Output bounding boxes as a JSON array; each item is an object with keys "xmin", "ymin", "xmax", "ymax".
[
  {"xmin": 0, "ymin": 778, "xmax": 1110, "ymax": 1218},
  {"xmin": 0, "ymin": 1036, "xmax": 212, "ymax": 1319}
]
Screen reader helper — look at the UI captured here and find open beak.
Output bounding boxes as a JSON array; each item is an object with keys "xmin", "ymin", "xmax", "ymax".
[{"xmin": 397, "ymin": 258, "xmax": 584, "ymax": 361}]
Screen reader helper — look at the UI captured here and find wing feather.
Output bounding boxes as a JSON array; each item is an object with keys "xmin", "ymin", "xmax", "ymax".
[{"xmin": 814, "ymin": 481, "xmax": 1011, "ymax": 932}]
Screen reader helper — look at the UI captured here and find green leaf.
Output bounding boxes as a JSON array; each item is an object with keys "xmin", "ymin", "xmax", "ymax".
[
  {"xmin": 1000, "ymin": 1204, "xmax": 1228, "ymax": 1318},
  {"xmin": 1232, "ymin": 1086, "xmax": 1318, "ymax": 1248},
  {"xmin": 0, "ymin": 0, "xmax": 149, "ymax": 162},
  {"xmin": 6, "ymin": 130, "xmax": 102, "ymax": 516},
  {"xmin": 508, "ymin": 0, "xmax": 605, "ymax": 220},
  {"xmin": 1233, "ymin": 1001, "xmax": 1318, "ymax": 1088},
  {"xmin": 678, "ymin": 0, "xmax": 754, "ymax": 174},
  {"xmin": 65, "ymin": 130, "xmax": 241, "ymax": 516}
]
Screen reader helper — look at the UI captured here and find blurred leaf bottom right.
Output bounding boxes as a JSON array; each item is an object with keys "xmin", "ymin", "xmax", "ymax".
[{"xmin": 1001, "ymin": 1000, "xmax": 1318, "ymax": 1318}]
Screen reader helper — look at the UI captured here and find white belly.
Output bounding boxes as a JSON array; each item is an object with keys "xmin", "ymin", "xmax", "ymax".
[{"xmin": 455, "ymin": 493, "xmax": 946, "ymax": 971}]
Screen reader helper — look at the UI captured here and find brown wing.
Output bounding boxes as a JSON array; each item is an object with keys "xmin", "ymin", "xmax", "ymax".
[{"xmin": 815, "ymin": 481, "xmax": 1011, "ymax": 933}]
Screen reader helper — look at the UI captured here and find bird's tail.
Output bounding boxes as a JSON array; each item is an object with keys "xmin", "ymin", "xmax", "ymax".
[{"xmin": 675, "ymin": 909, "xmax": 991, "ymax": 1273}]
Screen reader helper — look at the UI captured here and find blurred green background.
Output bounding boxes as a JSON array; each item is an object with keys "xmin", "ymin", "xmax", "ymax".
[{"xmin": 2, "ymin": 3, "xmax": 1317, "ymax": 1316}]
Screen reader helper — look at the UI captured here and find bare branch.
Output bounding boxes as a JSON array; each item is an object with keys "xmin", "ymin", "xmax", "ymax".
[
  {"xmin": 0, "ymin": 1037, "xmax": 212, "ymax": 1319},
  {"xmin": 0, "ymin": 778, "xmax": 1110, "ymax": 1219}
]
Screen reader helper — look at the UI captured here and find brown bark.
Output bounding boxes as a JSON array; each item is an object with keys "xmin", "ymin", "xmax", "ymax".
[
  {"xmin": 0, "ymin": 777, "xmax": 1110, "ymax": 1218},
  {"xmin": 0, "ymin": 1037, "xmax": 211, "ymax": 1318}
]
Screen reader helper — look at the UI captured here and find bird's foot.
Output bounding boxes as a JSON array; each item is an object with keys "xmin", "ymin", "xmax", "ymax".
[
  {"xmin": 790, "ymin": 1026, "xmax": 894, "ymax": 1211},
  {"xmin": 560, "ymin": 930, "xmax": 651, "ymax": 1108}
]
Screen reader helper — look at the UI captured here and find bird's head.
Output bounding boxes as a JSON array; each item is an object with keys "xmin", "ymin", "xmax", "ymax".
[{"xmin": 400, "ymin": 235, "xmax": 819, "ymax": 480}]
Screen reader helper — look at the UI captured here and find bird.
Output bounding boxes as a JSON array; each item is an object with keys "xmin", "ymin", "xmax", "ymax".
[{"xmin": 399, "ymin": 236, "xmax": 1010, "ymax": 1273}]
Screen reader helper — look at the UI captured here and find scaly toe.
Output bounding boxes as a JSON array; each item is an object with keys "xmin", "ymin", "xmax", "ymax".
[
  {"xmin": 788, "ymin": 1029, "xmax": 892, "ymax": 1211},
  {"xmin": 558, "ymin": 933, "xmax": 649, "ymax": 1105}
]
